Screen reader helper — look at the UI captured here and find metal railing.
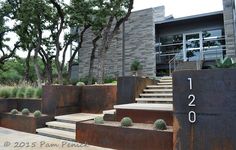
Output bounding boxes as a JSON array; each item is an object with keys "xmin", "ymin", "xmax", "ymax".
[{"xmin": 168, "ymin": 52, "xmax": 183, "ymax": 75}]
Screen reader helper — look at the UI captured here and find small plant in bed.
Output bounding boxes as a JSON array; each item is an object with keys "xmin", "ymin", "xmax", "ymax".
[
  {"xmin": 10, "ymin": 109, "xmax": 19, "ymax": 115},
  {"xmin": 121, "ymin": 117, "xmax": 133, "ymax": 127},
  {"xmin": 154, "ymin": 119, "xmax": 167, "ymax": 130},
  {"xmin": 33, "ymin": 110, "xmax": 42, "ymax": 117},
  {"xmin": 21, "ymin": 108, "xmax": 30, "ymax": 116},
  {"xmin": 94, "ymin": 116, "xmax": 104, "ymax": 124}
]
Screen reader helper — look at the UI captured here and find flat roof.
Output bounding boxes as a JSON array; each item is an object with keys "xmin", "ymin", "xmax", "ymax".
[{"xmin": 156, "ymin": 11, "xmax": 223, "ymax": 25}]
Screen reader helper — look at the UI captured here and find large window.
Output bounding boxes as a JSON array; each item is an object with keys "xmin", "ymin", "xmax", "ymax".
[
  {"xmin": 156, "ymin": 34, "xmax": 183, "ymax": 64},
  {"xmin": 202, "ymin": 29, "xmax": 225, "ymax": 60}
]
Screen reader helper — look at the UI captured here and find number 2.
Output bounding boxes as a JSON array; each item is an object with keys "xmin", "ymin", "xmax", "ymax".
[{"xmin": 188, "ymin": 94, "xmax": 196, "ymax": 107}]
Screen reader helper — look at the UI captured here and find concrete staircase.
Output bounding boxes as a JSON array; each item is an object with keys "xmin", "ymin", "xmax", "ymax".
[
  {"xmin": 175, "ymin": 61, "xmax": 203, "ymax": 71},
  {"xmin": 136, "ymin": 76, "xmax": 173, "ymax": 103},
  {"xmin": 36, "ymin": 113, "xmax": 102, "ymax": 141},
  {"xmin": 103, "ymin": 76, "xmax": 173, "ymax": 125}
]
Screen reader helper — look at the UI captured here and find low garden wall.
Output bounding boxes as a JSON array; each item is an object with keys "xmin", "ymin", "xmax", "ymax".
[
  {"xmin": 116, "ymin": 76, "xmax": 156, "ymax": 104},
  {"xmin": 0, "ymin": 98, "xmax": 41, "ymax": 113},
  {"xmin": 42, "ymin": 85, "xmax": 117, "ymax": 116}
]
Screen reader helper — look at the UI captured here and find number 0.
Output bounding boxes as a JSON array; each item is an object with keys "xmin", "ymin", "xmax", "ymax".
[{"xmin": 188, "ymin": 111, "xmax": 196, "ymax": 123}]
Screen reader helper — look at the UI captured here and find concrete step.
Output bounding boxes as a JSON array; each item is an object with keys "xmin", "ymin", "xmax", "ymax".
[
  {"xmin": 46, "ymin": 121, "xmax": 75, "ymax": 131},
  {"xmin": 55, "ymin": 113, "xmax": 103, "ymax": 123},
  {"xmin": 159, "ymin": 79, "xmax": 172, "ymax": 83},
  {"xmin": 136, "ymin": 97, "xmax": 173, "ymax": 102},
  {"xmin": 114, "ymin": 103, "xmax": 173, "ymax": 111},
  {"xmin": 140, "ymin": 93, "xmax": 172, "ymax": 97},
  {"xmin": 157, "ymin": 82, "xmax": 172, "ymax": 85},
  {"xmin": 143, "ymin": 89, "xmax": 172, "ymax": 92},
  {"xmin": 103, "ymin": 109, "xmax": 116, "ymax": 115},
  {"xmin": 147, "ymin": 85, "xmax": 172, "ymax": 88},
  {"xmin": 36, "ymin": 128, "xmax": 75, "ymax": 141},
  {"xmin": 160, "ymin": 76, "xmax": 172, "ymax": 80}
]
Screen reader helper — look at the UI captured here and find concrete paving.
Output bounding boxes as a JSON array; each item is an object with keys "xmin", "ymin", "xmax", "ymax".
[{"xmin": 0, "ymin": 127, "xmax": 112, "ymax": 150}]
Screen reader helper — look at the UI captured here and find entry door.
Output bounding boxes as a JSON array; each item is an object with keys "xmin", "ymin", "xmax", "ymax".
[{"xmin": 183, "ymin": 32, "xmax": 203, "ymax": 61}]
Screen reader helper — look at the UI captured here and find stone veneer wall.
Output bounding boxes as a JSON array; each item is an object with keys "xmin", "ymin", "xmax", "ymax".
[
  {"xmin": 223, "ymin": 0, "xmax": 236, "ymax": 57},
  {"xmin": 77, "ymin": 6, "xmax": 165, "ymax": 79}
]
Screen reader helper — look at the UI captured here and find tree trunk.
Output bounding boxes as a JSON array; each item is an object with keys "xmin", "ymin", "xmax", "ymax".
[
  {"xmin": 33, "ymin": 50, "xmax": 42, "ymax": 87},
  {"xmin": 24, "ymin": 49, "xmax": 32, "ymax": 82},
  {"xmin": 88, "ymin": 35, "xmax": 101, "ymax": 85}
]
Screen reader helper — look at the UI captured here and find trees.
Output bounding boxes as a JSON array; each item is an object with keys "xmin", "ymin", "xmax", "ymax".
[{"xmin": 88, "ymin": 0, "xmax": 134, "ymax": 84}]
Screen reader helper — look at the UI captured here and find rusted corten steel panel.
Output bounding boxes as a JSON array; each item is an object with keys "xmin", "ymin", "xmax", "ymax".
[
  {"xmin": 42, "ymin": 85, "xmax": 117, "ymax": 116},
  {"xmin": 42, "ymin": 85, "xmax": 81, "ymax": 116},
  {"xmin": 76, "ymin": 121, "xmax": 173, "ymax": 150},
  {"xmin": 173, "ymin": 69, "xmax": 236, "ymax": 150},
  {"xmin": 0, "ymin": 99, "xmax": 41, "ymax": 113},
  {"xmin": 0, "ymin": 113, "xmax": 52, "ymax": 133},
  {"xmin": 116, "ymin": 109, "xmax": 173, "ymax": 125},
  {"xmin": 79, "ymin": 85, "xmax": 117, "ymax": 113},
  {"xmin": 117, "ymin": 76, "xmax": 156, "ymax": 104}
]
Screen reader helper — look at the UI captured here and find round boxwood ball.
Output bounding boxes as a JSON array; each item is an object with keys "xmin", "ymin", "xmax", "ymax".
[
  {"xmin": 94, "ymin": 116, "xmax": 104, "ymax": 124},
  {"xmin": 33, "ymin": 110, "xmax": 42, "ymax": 118},
  {"xmin": 21, "ymin": 108, "xmax": 30, "ymax": 116},
  {"xmin": 154, "ymin": 119, "xmax": 167, "ymax": 130},
  {"xmin": 121, "ymin": 117, "xmax": 133, "ymax": 127},
  {"xmin": 10, "ymin": 109, "xmax": 18, "ymax": 115}
]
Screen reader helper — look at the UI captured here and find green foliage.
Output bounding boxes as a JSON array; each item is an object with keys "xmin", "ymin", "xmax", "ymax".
[
  {"xmin": 10, "ymin": 109, "xmax": 18, "ymax": 115},
  {"xmin": 104, "ymin": 76, "xmax": 116, "ymax": 83},
  {"xmin": 11, "ymin": 87, "xmax": 18, "ymax": 97},
  {"xmin": 25, "ymin": 87, "xmax": 35, "ymax": 98},
  {"xmin": 215, "ymin": 57, "xmax": 236, "ymax": 68},
  {"xmin": 154, "ymin": 119, "xmax": 167, "ymax": 130},
  {"xmin": 0, "ymin": 87, "xmax": 11, "ymax": 98},
  {"xmin": 79, "ymin": 76, "xmax": 96, "ymax": 85},
  {"xmin": 17, "ymin": 87, "xmax": 26, "ymax": 98},
  {"xmin": 33, "ymin": 110, "xmax": 42, "ymax": 118},
  {"xmin": 70, "ymin": 79, "xmax": 79, "ymax": 85},
  {"xmin": 21, "ymin": 108, "xmax": 30, "ymax": 115},
  {"xmin": 76, "ymin": 82, "xmax": 85, "ymax": 86},
  {"xmin": 94, "ymin": 116, "xmax": 104, "ymax": 124},
  {"xmin": 130, "ymin": 60, "xmax": 142, "ymax": 71},
  {"xmin": 121, "ymin": 117, "xmax": 133, "ymax": 127},
  {"xmin": 34, "ymin": 88, "xmax": 42, "ymax": 98}
]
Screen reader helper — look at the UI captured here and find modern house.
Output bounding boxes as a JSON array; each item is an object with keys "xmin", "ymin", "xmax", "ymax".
[{"xmin": 71, "ymin": 0, "xmax": 236, "ymax": 79}]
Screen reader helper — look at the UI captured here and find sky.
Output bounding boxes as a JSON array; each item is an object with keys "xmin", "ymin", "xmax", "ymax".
[{"xmin": 133, "ymin": 0, "xmax": 223, "ymax": 18}]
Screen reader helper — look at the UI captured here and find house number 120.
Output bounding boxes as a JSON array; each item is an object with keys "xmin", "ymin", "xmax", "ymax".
[{"xmin": 188, "ymin": 78, "xmax": 196, "ymax": 123}]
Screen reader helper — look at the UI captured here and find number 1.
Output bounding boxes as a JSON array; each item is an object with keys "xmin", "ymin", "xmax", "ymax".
[{"xmin": 188, "ymin": 78, "xmax": 192, "ymax": 90}]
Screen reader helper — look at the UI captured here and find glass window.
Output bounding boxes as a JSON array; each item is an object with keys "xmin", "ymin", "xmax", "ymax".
[{"xmin": 160, "ymin": 34, "xmax": 183, "ymax": 45}]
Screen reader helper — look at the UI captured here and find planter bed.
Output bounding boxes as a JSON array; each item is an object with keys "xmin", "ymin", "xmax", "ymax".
[
  {"xmin": 76, "ymin": 120, "xmax": 173, "ymax": 150},
  {"xmin": 0, "ymin": 113, "xmax": 53, "ymax": 133}
]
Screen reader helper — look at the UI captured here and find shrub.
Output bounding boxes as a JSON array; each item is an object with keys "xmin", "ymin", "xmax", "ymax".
[
  {"xmin": 25, "ymin": 87, "xmax": 35, "ymax": 98},
  {"xmin": 130, "ymin": 60, "xmax": 142, "ymax": 72},
  {"xmin": 121, "ymin": 117, "xmax": 133, "ymax": 127},
  {"xmin": 17, "ymin": 87, "xmax": 26, "ymax": 98},
  {"xmin": 11, "ymin": 87, "xmax": 18, "ymax": 98},
  {"xmin": 214, "ymin": 57, "xmax": 236, "ymax": 68},
  {"xmin": 154, "ymin": 119, "xmax": 167, "ymax": 130},
  {"xmin": 70, "ymin": 79, "xmax": 79, "ymax": 85},
  {"xmin": 10, "ymin": 109, "xmax": 18, "ymax": 115},
  {"xmin": 94, "ymin": 116, "xmax": 104, "ymax": 124},
  {"xmin": 34, "ymin": 88, "xmax": 42, "ymax": 98},
  {"xmin": 21, "ymin": 108, "xmax": 30, "ymax": 115},
  {"xmin": 111, "ymin": 81, "xmax": 117, "ymax": 84},
  {"xmin": 0, "ymin": 88, "xmax": 11, "ymax": 98},
  {"xmin": 33, "ymin": 110, "xmax": 42, "ymax": 117},
  {"xmin": 76, "ymin": 82, "xmax": 85, "ymax": 86},
  {"xmin": 104, "ymin": 76, "xmax": 115, "ymax": 83}
]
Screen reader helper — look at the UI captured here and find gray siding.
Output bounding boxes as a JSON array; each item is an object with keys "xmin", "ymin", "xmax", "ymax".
[
  {"xmin": 223, "ymin": 0, "xmax": 236, "ymax": 57},
  {"xmin": 77, "ymin": 6, "xmax": 165, "ymax": 79}
]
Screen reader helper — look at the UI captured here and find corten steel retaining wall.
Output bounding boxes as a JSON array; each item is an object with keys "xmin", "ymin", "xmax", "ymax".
[
  {"xmin": 79, "ymin": 85, "xmax": 117, "ymax": 113},
  {"xmin": 0, "ymin": 99, "xmax": 42, "ymax": 113},
  {"xmin": 76, "ymin": 120, "xmax": 173, "ymax": 150},
  {"xmin": 117, "ymin": 76, "xmax": 156, "ymax": 104},
  {"xmin": 42, "ymin": 85, "xmax": 117, "ymax": 116},
  {"xmin": 173, "ymin": 69, "xmax": 236, "ymax": 150},
  {"xmin": 0, "ymin": 113, "xmax": 52, "ymax": 133},
  {"xmin": 42, "ymin": 85, "xmax": 81, "ymax": 116}
]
